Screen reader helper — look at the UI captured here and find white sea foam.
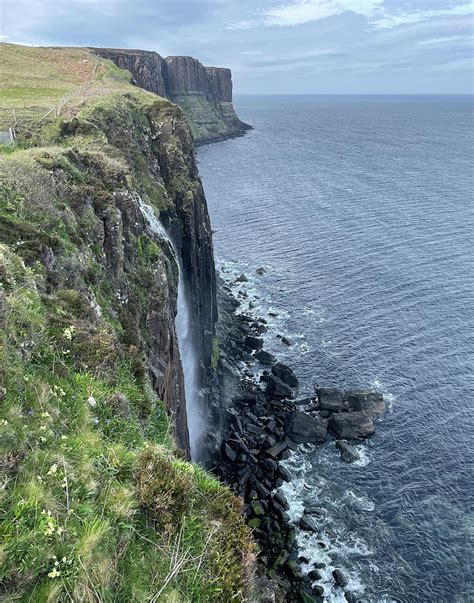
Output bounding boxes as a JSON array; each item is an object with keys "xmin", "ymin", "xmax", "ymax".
[{"xmin": 343, "ymin": 490, "xmax": 375, "ymax": 512}]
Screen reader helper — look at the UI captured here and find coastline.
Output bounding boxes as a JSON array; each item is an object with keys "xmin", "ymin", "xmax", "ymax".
[{"xmin": 211, "ymin": 260, "xmax": 385, "ymax": 602}]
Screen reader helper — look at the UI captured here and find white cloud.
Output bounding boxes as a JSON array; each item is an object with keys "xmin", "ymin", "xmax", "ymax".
[
  {"xmin": 266, "ymin": 0, "xmax": 382, "ymax": 27},
  {"xmin": 231, "ymin": 0, "xmax": 473, "ymax": 30},
  {"xmin": 374, "ymin": 3, "xmax": 473, "ymax": 29},
  {"xmin": 418, "ymin": 36, "xmax": 471, "ymax": 46}
]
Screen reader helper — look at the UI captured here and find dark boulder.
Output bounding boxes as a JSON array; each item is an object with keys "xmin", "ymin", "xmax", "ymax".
[
  {"xmin": 344, "ymin": 592, "xmax": 358, "ymax": 603},
  {"xmin": 265, "ymin": 441, "xmax": 288, "ymax": 458},
  {"xmin": 245, "ymin": 335, "xmax": 264, "ymax": 351},
  {"xmin": 333, "ymin": 569, "xmax": 348, "ymax": 588},
  {"xmin": 286, "ymin": 411, "xmax": 328, "ymax": 444},
  {"xmin": 272, "ymin": 362, "xmax": 299, "ymax": 388},
  {"xmin": 308, "ymin": 569, "xmax": 323, "ymax": 581},
  {"xmin": 336, "ymin": 440, "xmax": 361, "ymax": 463},
  {"xmin": 316, "ymin": 387, "xmax": 345, "ymax": 412},
  {"xmin": 224, "ymin": 443, "xmax": 237, "ymax": 462},
  {"xmin": 299, "ymin": 514, "xmax": 318, "ymax": 532},
  {"xmin": 328, "ymin": 412, "xmax": 375, "ymax": 440},
  {"xmin": 256, "ymin": 267, "xmax": 266, "ymax": 275},
  {"xmin": 236, "ymin": 273, "xmax": 248, "ymax": 282},
  {"xmin": 346, "ymin": 389, "xmax": 385, "ymax": 416},
  {"xmin": 276, "ymin": 334, "xmax": 292, "ymax": 346},
  {"xmin": 255, "ymin": 350, "xmax": 276, "ymax": 364},
  {"xmin": 265, "ymin": 375, "xmax": 294, "ymax": 399},
  {"xmin": 304, "ymin": 504, "xmax": 325, "ymax": 517}
]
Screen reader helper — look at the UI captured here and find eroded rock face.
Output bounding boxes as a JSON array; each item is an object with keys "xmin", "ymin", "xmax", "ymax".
[
  {"xmin": 91, "ymin": 48, "xmax": 251, "ymax": 144},
  {"xmin": 205, "ymin": 67, "xmax": 233, "ymax": 102}
]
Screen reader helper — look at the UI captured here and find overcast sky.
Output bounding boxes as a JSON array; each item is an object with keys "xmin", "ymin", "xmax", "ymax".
[{"xmin": 1, "ymin": 0, "xmax": 473, "ymax": 94}]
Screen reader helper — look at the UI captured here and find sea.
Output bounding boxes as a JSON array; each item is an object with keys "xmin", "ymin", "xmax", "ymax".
[{"xmin": 197, "ymin": 95, "xmax": 474, "ymax": 603}]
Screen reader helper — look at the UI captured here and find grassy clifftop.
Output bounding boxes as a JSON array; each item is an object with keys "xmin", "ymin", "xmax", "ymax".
[{"xmin": 0, "ymin": 44, "xmax": 255, "ymax": 601}]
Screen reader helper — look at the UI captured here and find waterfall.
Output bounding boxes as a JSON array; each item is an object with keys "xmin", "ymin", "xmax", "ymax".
[{"xmin": 139, "ymin": 201, "xmax": 202, "ymax": 460}]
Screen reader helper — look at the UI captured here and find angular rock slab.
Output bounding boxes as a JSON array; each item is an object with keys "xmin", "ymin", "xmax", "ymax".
[
  {"xmin": 286, "ymin": 411, "xmax": 328, "ymax": 444},
  {"xmin": 328, "ymin": 411, "xmax": 375, "ymax": 439},
  {"xmin": 346, "ymin": 389, "xmax": 385, "ymax": 416}
]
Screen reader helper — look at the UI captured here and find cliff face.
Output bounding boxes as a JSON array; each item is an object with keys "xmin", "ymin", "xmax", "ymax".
[
  {"xmin": 92, "ymin": 48, "xmax": 251, "ymax": 144},
  {"xmin": 0, "ymin": 44, "xmax": 255, "ymax": 601}
]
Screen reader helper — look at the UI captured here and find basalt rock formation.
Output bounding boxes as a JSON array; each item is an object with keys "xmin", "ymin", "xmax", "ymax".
[{"xmin": 91, "ymin": 47, "xmax": 251, "ymax": 144}]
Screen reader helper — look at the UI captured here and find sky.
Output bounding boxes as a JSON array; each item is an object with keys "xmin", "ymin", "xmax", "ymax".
[{"xmin": 1, "ymin": 0, "xmax": 473, "ymax": 94}]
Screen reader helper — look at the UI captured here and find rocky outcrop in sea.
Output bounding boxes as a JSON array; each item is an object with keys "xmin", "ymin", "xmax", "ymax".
[{"xmin": 212, "ymin": 271, "xmax": 385, "ymax": 602}]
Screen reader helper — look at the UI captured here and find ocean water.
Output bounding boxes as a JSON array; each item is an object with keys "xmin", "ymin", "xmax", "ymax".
[{"xmin": 197, "ymin": 95, "xmax": 474, "ymax": 602}]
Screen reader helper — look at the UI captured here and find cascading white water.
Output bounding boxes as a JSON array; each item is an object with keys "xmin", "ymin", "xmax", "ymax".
[{"xmin": 139, "ymin": 201, "xmax": 202, "ymax": 459}]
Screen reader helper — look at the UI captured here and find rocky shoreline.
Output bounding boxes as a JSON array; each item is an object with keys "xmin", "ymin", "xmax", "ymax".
[{"xmin": 212, "ymin": 268, "xmax": 385, "ymax": 602}]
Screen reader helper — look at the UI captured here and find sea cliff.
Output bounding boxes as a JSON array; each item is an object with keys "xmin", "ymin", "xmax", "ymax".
[
  {"xmin": 91, "ymin": 48, "xmax": 251, "ymax": 144},
  {"xmin": 0, "ymin": 43, "xmax": 254, "ymax": 601}
]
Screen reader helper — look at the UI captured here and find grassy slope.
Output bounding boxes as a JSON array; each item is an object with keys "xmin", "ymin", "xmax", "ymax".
[{"xmin": 0, "ymin": 44, "xmax": 254, "ymax": 602}]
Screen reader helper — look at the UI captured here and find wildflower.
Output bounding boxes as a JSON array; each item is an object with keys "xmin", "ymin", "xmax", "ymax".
[
  {"xmin": 63, "ymin": 326, "xmax": 76, "ymax": 340},
  {"xmin": 40, "ymin": 436, "xmax": 47, "ymax": 443},
  {"xmin": 47, "ymin": 463, "xmax": 58, "ymax": 476},
  {"xmin": 56, "ymin": 526, "xmax": 64, "ymax": 535},
  {"xmin": 41, "ymin": 412, "xmax": 51, "ymax": 419},
  {"xmin": 48, "ymin": 568, "xmax": 61, "ymax": 578},
  {"xmin": 61, "ymin": 435, "xmax": 68, "ymax": 440},
  {"xmin": 87, "ymin": 396, "xmax": 97, "ymax": 407},
  {"xmin": 40, "ymin": 425, "xmax": 47, "ymax": 431},
  {"xmin": 62, "ymin": 556, "xmax": 67, "ymax": 563}
]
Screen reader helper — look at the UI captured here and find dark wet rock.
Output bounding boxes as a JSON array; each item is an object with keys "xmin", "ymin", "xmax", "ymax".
[
  {"xmin": 255, "ymin": 323, "xmax": 268, "ymax": 334},
  {"xmin": 308, "ymin": 569, "xmax": 323, "ymax": 581},
  {"xmin": 303, "ymin": 504, "xmax": 325, "ymax": 516},
  {"xmin": 272, "ymin": 362, "xmax": 299, "ymax": 388},
  {"xmin": 256, "ymin": 267, "xmax": 266, "ymax": 275},
  {"xmin": 333, "ymin": 569, "xmax": 348, "ymax": 588},
  {"xmin": 278, "ymin": 465, "xmax": 292, "ymax": 482},
  {"xmin": 344, "ymin": 592, "xmax": 358, "ymax": 603},
  {"xmin": 336, "ymin": 440, "xmax": 361, "ymax": 463},
  {"xmin": 317, "ymin": 387, "xmax": 345, "ymax": 412},
  {"xmin": 265, "ymin": 375, "xmax": 294, "ymax": 399},
  {"xmin": 224, "ymin": 442, "xmax": 237, "ymax": 462},
  {"xmin": 236, "ymin": 273, "xmax": 248, "ymax": 283},
  {"xmin": 272, "ymin": 490, "xmax": 290, "ymax": 511},
  {"xmin": 329, "ymin": 412, "xmax": 375, "ymax": 440},
  {"xmin": 265, "ymin": 441, "xmax": 288, "ymax": 458},
  {"xmin": 255, "ymin": 349, "xmax": 276, "ymax": 364},
  {"xmin": 244, "ymin": 335, "xmax": 264, "ymax": 351},
  {"xmin": 277, "ymin": 334, "xmax": 292, "ymax": 346},
  {"xmin": 286, "ymin": 411, "xmax": 328, "ymax": 444},
  {"xmin": 299, "ymin": 515, "xmax": 318, "ymax": 533},
  {"xmin": 346, "ymin": 389, "xmax": 385, "ymax": 416}
]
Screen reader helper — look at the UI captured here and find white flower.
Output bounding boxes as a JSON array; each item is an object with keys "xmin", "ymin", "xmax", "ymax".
[
  {"xmin": 87, "ymin": 396, "xmax": 97, "ymax": 407},
  {"xmin": 47, "ymin": 463, "xmax": 58, "ymax": 476}
]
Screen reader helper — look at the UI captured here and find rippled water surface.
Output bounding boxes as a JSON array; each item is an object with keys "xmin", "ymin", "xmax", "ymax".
[{"xmin": 198, "ymin": 95, "xmax": 474, "ymax": 602}]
